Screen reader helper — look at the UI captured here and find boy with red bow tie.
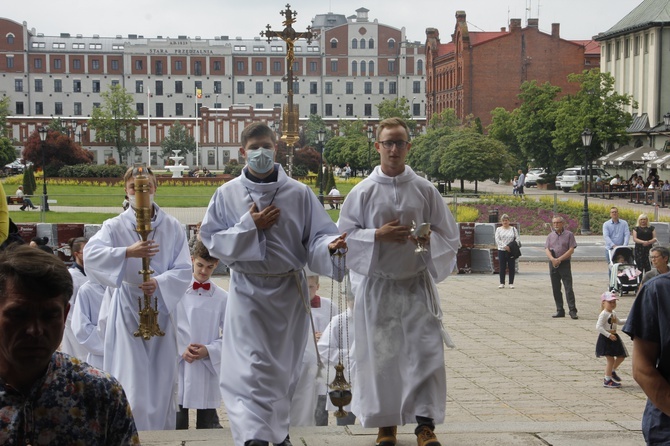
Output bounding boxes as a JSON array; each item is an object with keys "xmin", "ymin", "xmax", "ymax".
[{"xmin": 175, "ymin": 241, "xmax": 228, "ymax": 429}]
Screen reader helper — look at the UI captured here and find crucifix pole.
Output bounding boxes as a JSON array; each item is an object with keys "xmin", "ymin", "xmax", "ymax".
[{"xmin": 261, "ymin": 4, "xmax": 315, "ymax": 178}]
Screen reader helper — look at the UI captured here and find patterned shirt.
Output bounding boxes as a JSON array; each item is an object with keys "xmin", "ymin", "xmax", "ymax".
[{"xmin": 0, "ymin": 352, "xmax": 139, "ymax": 446}]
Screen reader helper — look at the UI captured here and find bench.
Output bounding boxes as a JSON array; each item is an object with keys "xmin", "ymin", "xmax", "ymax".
[
  {"xmin": 323, "ymin": 195, "xmax": 345, "ymax": 209},
  {"xmin": 6, "ymin": 196, "xmax": 23, "ymax": 205}
]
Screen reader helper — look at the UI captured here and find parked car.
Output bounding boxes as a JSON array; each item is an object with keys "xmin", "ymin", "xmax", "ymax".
[
  {"xmin": 525, "ymin": 168, "xmax": 547, "ymax": 187},
  {"xmin": 555, "ymin": 166, "xmax": 611, "ymax": 193},
  {"xmin": 3, "ymin": 159, "xmax": 25, "ymax": 175}
]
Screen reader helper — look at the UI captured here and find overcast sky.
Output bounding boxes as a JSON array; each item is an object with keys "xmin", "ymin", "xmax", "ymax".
[{"xmin": 3, "ymin": 0, "xmax": 639, "ymax": 43}]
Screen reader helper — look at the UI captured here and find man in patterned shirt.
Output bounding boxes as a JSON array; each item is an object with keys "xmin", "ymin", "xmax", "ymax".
[{"xmin": 0, "ymin": 245, "xmax": 139, "ymax": 445}]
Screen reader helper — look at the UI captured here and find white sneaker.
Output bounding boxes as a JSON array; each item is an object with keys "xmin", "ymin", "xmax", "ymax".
[
  {"xmin": 509, "ymin": 285, "xmax": 515, "ymax": 289},
  {"xmin": 498, "ymin": 284, "xmax": 505, "ymax": 289}
]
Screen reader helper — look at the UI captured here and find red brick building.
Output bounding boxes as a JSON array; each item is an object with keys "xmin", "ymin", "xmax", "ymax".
[{"xmin": 425, "ymin": 11, "xmax": 600, "ymax": 128}]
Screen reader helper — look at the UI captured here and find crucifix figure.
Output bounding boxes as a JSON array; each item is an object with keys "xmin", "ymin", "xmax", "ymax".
[{"xmin": 261, "ymin": 4, "xmax": 315, "ymax": 175}]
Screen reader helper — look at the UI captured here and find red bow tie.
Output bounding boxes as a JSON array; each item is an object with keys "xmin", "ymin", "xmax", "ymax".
[{"xmin": 193, "ymin": 282, "xmax": 211, "ymax": 291}]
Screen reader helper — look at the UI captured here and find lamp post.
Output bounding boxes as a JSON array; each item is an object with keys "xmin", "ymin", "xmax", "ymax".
[
  {"xmin": 80, "ymin": 121, "xmax": 88, "ymax": 143},
  {"xmin": 580, "ymin": 128, "xmax": 593, "ymax": 235},
  {"xmin": 367, "ymin": 126, "xmax": 374, "ymax": 175},
  {"xmin": 317, "ymin": 129, "xmax": 326, "ymax": 205},
  {"xmin": 37, "ymin": 126, "xmax": 49, "ymax": 212},
  {"xmin": 664, "ymin": 112, "xmax": 670, "ymax": 130}
]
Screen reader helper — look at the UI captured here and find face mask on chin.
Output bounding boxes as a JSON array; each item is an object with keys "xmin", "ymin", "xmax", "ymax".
[{"xmin": 246, "ymin": 148, "xmax": 275, "ymax": 174}]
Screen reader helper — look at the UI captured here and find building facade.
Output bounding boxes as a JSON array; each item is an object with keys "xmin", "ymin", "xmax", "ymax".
[
  {"xmin": 425, "ymin": 11, "xmax": 599, "ymax": 129},
  {"xmin": 0, "ymin": 8, "xmax": 425, "ymax": 167}
]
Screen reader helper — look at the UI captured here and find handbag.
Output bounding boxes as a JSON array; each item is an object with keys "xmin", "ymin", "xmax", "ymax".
[{"xmin": 506, "ymin": 228, "xmax": 522, "ymax": 259}]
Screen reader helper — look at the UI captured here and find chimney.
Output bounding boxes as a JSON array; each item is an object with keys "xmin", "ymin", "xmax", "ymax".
[
  {"xmin": 510, "ymin": 19, "xmax": 521, "ymax": 32},
  {"xmin": 455, "ymin": 11, "xmax": 466, "ymax": 23},
  {"xmin": 552, "ymin": 23, "xmax": 560, "ymax": 38},
  {"xmin": 527, "ymin": 18, "xmax": 539, "ymax": 28},
  {"xmin": 501, "ymin": 27, "xmax": 506, "ymax": 32}
]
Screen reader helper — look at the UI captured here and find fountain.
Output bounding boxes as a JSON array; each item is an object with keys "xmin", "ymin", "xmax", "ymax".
[{"xmin": 165, "ymin": 150, "xmax": 189, "ymax": 178}]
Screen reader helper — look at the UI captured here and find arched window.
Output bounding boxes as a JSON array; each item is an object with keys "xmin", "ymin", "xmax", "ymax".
[
  {"xmin": 330, "ymin": 38, "xmax": 338, "ymax": 49},
  {"xmin": 388, "ymin": 38, "xmax": 395, "ymax": 49},
  {"xmin": 360, "ymin": 38, "xmax": 366, "ymax": 49},
  {"xmin": 6, "ymin": 33, "xmax": 15, "ymax": 45},
  {"xmin": 368, "ymin": 61, "xmax": 375, "ymax": 76},
  {"xmin": 417, "ymin": 60, "xmax": 424, "ymax": 75},
  {"xmin": 352, "ymin": 39, "xmax": 358, "ymax": 49},
  {"xmin": 360, "ymin": 60, "xmax": 366, "ymax": 76},
  {"xmin": 352, "ymin": 60, "xmax": 358, "ymax": 76},
  {"xmin": 369, "ymin": 38, "xmax": 375, "ymax": 49}
]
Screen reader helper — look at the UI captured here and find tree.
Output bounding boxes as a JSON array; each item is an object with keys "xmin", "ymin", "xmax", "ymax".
[
  {"xmin": 0, "ymin": 137, "xmax": 15, "ymax": 167},
  {"xmin": 0, "ymin": 97, "xmax": 10, "ymax": 137},
  {"xmin": 23, "ymin": 129, "xmax": 94, "ymax": 177},
  {"xmin": 487, "ymin": 107, "xmax": 521, "ymax": 161},
  {"xmin": 407, "ymin": 109, "xmax": 460, "ymax": 180},
  {"xmin": 160, "ymin": 121, "xmax": 196, "ymax": 158},
  {"xmin": 376, "ymin": 98, "xmax": 417, "ymax": 134},
  {"xmin": 89, "ymin": 84, "xmax": 139, "ymax": 164},
  {"xmin": 553, "ymin": 69, "xmax": 636, "ymax": 167},
  {"xmin": 323, "ymin": 119, "xmax": 370, "ymax": 174},
  {"xmin": 22, "ymin": 165, "xmax": 37, "ymax": 195}
]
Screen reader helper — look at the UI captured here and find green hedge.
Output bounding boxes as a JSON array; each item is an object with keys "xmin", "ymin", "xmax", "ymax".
[{"xmin": 57, "ymin": 164, "xmax": 128, "ymax": 178}]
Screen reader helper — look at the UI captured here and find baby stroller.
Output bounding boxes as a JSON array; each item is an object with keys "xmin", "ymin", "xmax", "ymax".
[{"xmin": 608, "ymin": 246, "xmax": 641, "ymax": 295}]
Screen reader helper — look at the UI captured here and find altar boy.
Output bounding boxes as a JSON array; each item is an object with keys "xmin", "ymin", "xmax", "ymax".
[{"xmin": 176, "ymin": 241, "xmax": 228, "ymax": 429}]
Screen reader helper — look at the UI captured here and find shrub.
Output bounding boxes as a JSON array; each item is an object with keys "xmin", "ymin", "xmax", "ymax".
[{"xmin": 57, "ymin": 164, "xmax": 128, "ymax": 178}]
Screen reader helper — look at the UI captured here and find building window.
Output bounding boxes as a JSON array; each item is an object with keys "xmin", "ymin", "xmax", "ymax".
[
  {"xmin": 352, "ymin": 61, "xmax": 357, "ymax": 76},
  {"xmin": 413, "ymin": 103, "xmax": 420, "ymax": 116},
  {"xmin": 274, "ymin": 82, "xmax": 281, "ymax": 94},
  {"xmin": 331, "ymin": 60, "xmax": 338, "ymax": 72},
  {"xmin": 364, "ymin": 104, "xmax": 372, "ymax": 116},
  {"xmin": 136, "ymin": 80, "xmax": 143, "ymax": 93},
  {"xmin": 369, "ymin": 61, "xmax": 375, "ymax": 75},
  {"xmin": 255, "ymin": 61, "xmax": 263, "ymax": 72},
  {"xmin": 176, "ymin": 103, "xmax": 183, "ymax": 116},
  {"xmin": 360, "ymin": 60, "xmax": 366, "ymax": 76},
  {"xmin": 35, "ymin": 102, "xmax": 43, "ymax": 115},
  {"xmin": 237, "ymin": 81, "xmax": 245, "ymax": 94},
  {"xmin": 309, "ymin": 61, "xmax": 317, "ymax": 72},
  {"xmin": 155, "ymin": 60, "xmax": 163, "ymax": 75},
  {"xmin": 111, "ymin": 60, "xmax": 119, "ymax": 71},
  {"xmin": 55, "ymin": 102, "xmax": 63, "ymax": 115},
  {"xmin": 155, "ymin": 80, "xmax": 163, "ymax": 96},
  {"xmin": 214, "ymin": 81, "xmax": 222, "ymax": 94},
  {"xmin": 93, "ymin": 102, "xmax": 100, "ymax": 109},
  {"xmin": 379, "ymin": 82, "xmax": 384, "ymax": 94},
  {"xmin": 606, "ymin": 43, "xmax": 612, "ymax": 62},
  {"xmin": 346, "ymin": 82, "xmax": 354, "ymax": 94},
  {"xmin": 214, "ymin": 61, "xmax": 222, "ymax": 71},
  {"xmin": 360, "ymin": 39, "xmax": 366, "ymax": 49},
  {"xmin": 273, "ymin": 61, "xmax": 281, "ymax": 72},
  {"xmin": 352, "ymin": 39, "xmax": 358, "ymax": 49},
  {"xmin": 15, "ymin": 102, "xmax": 23, "ymax": 115},
  {"xmin": 389, "ymin": 82, "xmax": 397, "ymax": 94},
  {"xmin": 615, "ymin": 41, "xmax": 621, "ymax": 60},
  {"xmin": 54, "ymin": 58, "xmax": 62, "ymax": 69},
  {"xmin": 388, "ymin": 39, "xmax": 395, "ymax": 49},
  {"xmin": 413, "ymin": 81, "xmax": 421, "ymax": 94},
  {"xmin": 73, "ymin": 80, "xmax": 81, "ymax": 93},
  {"xmin": 136, "ymin": 103, "xmax": 144, "ymax": 115},
  {"xmin": 74, "ymin": 102, "xmax": 82, "ymax": 116},
  {"xmin": 417, "ymin": 60, "xmax": 424, "ymax": 75},
  {"xmin": 346, "ymin": 104, "xmax": 353, "ymax": 116},
  {"xmin": 14, "ymin": 79, "xmax": 23, "ymax": 92},
  {"xmin": 364, "ymin": 82, "xmax": 372, "ymax": 94},
  {"xmin": 73, "ymin": 59, "xmax": 82, "ymax": 70},
  {"xmin": 92, "ymin": 59, "xmax": 100, "ymax": 70},
  {"xmin": 325, "ymin": 104, "xmax": 332, "ymax": 116},
  {"xmin": 54, "ymin": 79, "xmax": 62, "ymax": 92},
  {"xmin": 156, "ymin": 103, "xmax": 163, "ymax": 118},
  {"xmin": 310, "ymin": 82, "xmax": 317, "ymax": 94},
  {"xmin": 256, "ymin": 81, "xmax": 263, "ymax": 94},
  {"xmin": 388, "ymin": 60, "xmax": 396, "ymax": 72},
  {"xmin": 194, "ymin": 80, "xmax": 202, "ymax": 91},
  {"xmin": 175, "ymin": 80, "xmax": 183, "ymax": 94},
  {"xmin": 236, "ymin": 61, "xmax": 244, "ymax": 72},
  {"xmin": 175, "ymin": 60, "xmax": 183, "ymax": 71},
  {"xmin": 194, "ymin": 61, "xmax": 202, "ymax": 76},
  {"xmin": 310, "ymin": 104, "xmax": 317, "ymax": 115},
  {"xmin": 325, "ymin": 82, "xmax": 333, "ymax": 94},
  {"xmin": 330, "ymin": 39, "xmax": 338, "ymax": 49},
  {"xmin": 135, "ymin": 59, "xmax": 143, "ymax": 70},
  {"xmin": 624, "ymin": 38, "xmax": 630, "ymax": 58},
  {"xmin": 369, "ymin": 38, "xmax": 375, "ymax": 49},
  {"xmin": 111, "ymin": 80, "xmax": 119, "ymax": 87},
  {"xmin": 92, "ymin": 80, "xmax": 100, "ymax": 93},
  {"xmin": 34, "ymin": 58, "xmax": 42, "ymax": 69},
  {"xmin": 293, "ymin": 61, "xmax": 299, "ymax": 72},
  {"xmin": 644, "ymin": 33, "xmax": 649, "ymax": 53},
  {"xmin": 292, "ymin": 81, "xmax": 300, "ymax": 94},
  {"xmin": 7, "ymin": 34, "xmax": 14, "ymax": 44},
  {"xmin": 34, "ymin": 79, "xmax": 43, "ymax": 92}
]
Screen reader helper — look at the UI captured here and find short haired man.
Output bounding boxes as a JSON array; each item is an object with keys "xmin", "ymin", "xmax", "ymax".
[
  {"xmin": 545, "ymin": 216, "xmax": 578, "ymax": 319},
  {"xmin": 516, "ymin": 169, "xmax": 526, "ymax": 197},
  {"xmin": 603, "ymin": 207, "xmax": 630, "ymax": 265},
  {"xmin": 0, "ymin": 245, "xmax": 139, "ymax": 445},
  {"xmin": 639, "ymin": 246, "xmax": 670, "ymax": 288},
  {"xmin": 16, "ymin": 186, "xmax": 36, "ymax": 211}
]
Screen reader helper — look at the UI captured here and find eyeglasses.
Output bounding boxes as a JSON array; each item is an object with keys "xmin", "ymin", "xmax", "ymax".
[
  {"xmin": 379, "ymin": 140, "xmax": 409, "ymax": 150},
  {"xmin": 650, "ymin": 255, "xmax": 663, "ymax": 260}
]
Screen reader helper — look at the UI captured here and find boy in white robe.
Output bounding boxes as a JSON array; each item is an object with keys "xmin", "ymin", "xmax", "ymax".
[
  {"xmin": 84, "ymin": 166, "xmax": 192, "ymax": 431},
  {"xmin": 338, "ymin": 118, "xmax": 460, "ymax": 446},
  {"xmin": 200, "ymin": 122, "xmax": 346, "ymax": 446},
  {"xmin": 71, "ymin": 280, "xmax": 107, "ymax": 369},
  {"xmin": 176, "ymin": 241, "xmax": 228, "ymax": 429},
  {"xmin": 60, "ymin": 237, "xmax": 89, "ymax": 361}
]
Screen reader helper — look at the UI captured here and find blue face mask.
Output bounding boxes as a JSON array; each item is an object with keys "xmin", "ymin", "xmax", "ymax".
[{"xmin": 247, "ymin": 148, "xmax": 275, "ymax": 174}]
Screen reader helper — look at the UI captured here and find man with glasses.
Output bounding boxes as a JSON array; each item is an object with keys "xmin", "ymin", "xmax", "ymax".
[
  {"xmin": 338, "ymin": 117, "xmax": 460, "ymax": 446},
  {"xmin": 545, "ymin": 216, "xmax": 578, "ymax": 319},
  {"xmin": 603, "ymin": 207, "xmax": 630, "ymax": 269},
  {"xmin": 639, "ymin": 247, "xmax": 670, "ymax": 289}
]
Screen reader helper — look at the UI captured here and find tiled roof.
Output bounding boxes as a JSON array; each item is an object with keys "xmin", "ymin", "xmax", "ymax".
[
  {"xmin": 469, "ymin": 32, "xmax": 508, "ymax": 46},
  {"xmin": 626, "ymin": 113, "xmax": 651, "ymax": 133},
  {"xmin": 597, "ymin": 0, "xmax": 670, "ymax": 40},
  {"xmin": 571, "ymin": 39, "xmax": 601, "ymax": 55}
]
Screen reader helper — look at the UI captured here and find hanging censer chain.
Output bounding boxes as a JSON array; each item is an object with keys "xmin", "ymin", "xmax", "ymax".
[{"xmin": 327, "ymin": 248, "xmax": 352, "ymax": 418}]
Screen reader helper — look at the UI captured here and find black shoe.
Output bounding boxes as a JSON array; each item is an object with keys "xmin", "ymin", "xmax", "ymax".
[
  {"xmin": 569, "ymin": 311, "xmax": 578, "ymax": 320},
  {"xmin": 273, "ymin": 435, "xmax": 292, "ymax": 446},
  {"xmin": 30, "ymin": 206, "xmax": 37, "ymax": 209},
  {"xmin": 245, "ymin": 441, "xmax": 269, "ymax": 446},
  {"xmin": 552, "ymin": 311, "xmax": 565, "ymax": 318},
  {"xmin": 19, "ymin": 207, "xmax": 25, "ymax": 211}
]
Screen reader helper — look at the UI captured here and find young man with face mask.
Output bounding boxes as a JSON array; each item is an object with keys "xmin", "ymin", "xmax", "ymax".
[
  {"xmin": 200, "ymin": 122, "xmax": 347, "ymax": 446},
  {"xmin": 83, "ymin": 166, "xmax": 192, "ymax": 431}
]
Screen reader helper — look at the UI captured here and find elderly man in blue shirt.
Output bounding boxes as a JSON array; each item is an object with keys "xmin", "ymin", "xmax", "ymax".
[{"xmin": 603, "ymin": 207, "xmax": 630, "ymax": 267}]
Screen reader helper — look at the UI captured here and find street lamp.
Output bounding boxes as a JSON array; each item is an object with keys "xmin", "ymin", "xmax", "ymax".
[
  {"xmin": 580, "ymin": 128, "xmax": 593, "ymax": 235},
  {"xmin": 664, "ymin": 112, "xmax": 670, "ymax": 129},
  {"xmin": 80, "ymin": 121, "xmax": 88, "ymax": 143},
  {"xmin": 317, "ymin": 129, "xmax": 326, "ymax": 205},
  {"xmin": 367, "ymin": 126, "xmax": 374, "ymax": 175},
  {"xmin": 38, "ymin": 126, "xmax": 49, "ymax": 212}
]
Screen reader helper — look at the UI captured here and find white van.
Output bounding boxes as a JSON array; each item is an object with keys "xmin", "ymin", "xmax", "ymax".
[{"xmin": 556, "ymin": 167, "xmax": 611, "ymax": 193}]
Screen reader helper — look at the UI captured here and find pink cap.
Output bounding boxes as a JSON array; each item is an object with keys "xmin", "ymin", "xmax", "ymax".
[{"xmin": 601, "ymin": 291, "xmax": 618, "ymax": 302}]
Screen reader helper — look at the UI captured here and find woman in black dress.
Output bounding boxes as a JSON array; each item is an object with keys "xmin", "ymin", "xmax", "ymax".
[{"xmin": 632, "ymin": 213, "xmax": 657, "ymax": 273}]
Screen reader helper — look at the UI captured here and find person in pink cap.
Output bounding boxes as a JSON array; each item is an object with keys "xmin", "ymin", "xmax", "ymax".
[{"xmin": 596, "ymin": 291, "xmax": 628, "ymax": 388}]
